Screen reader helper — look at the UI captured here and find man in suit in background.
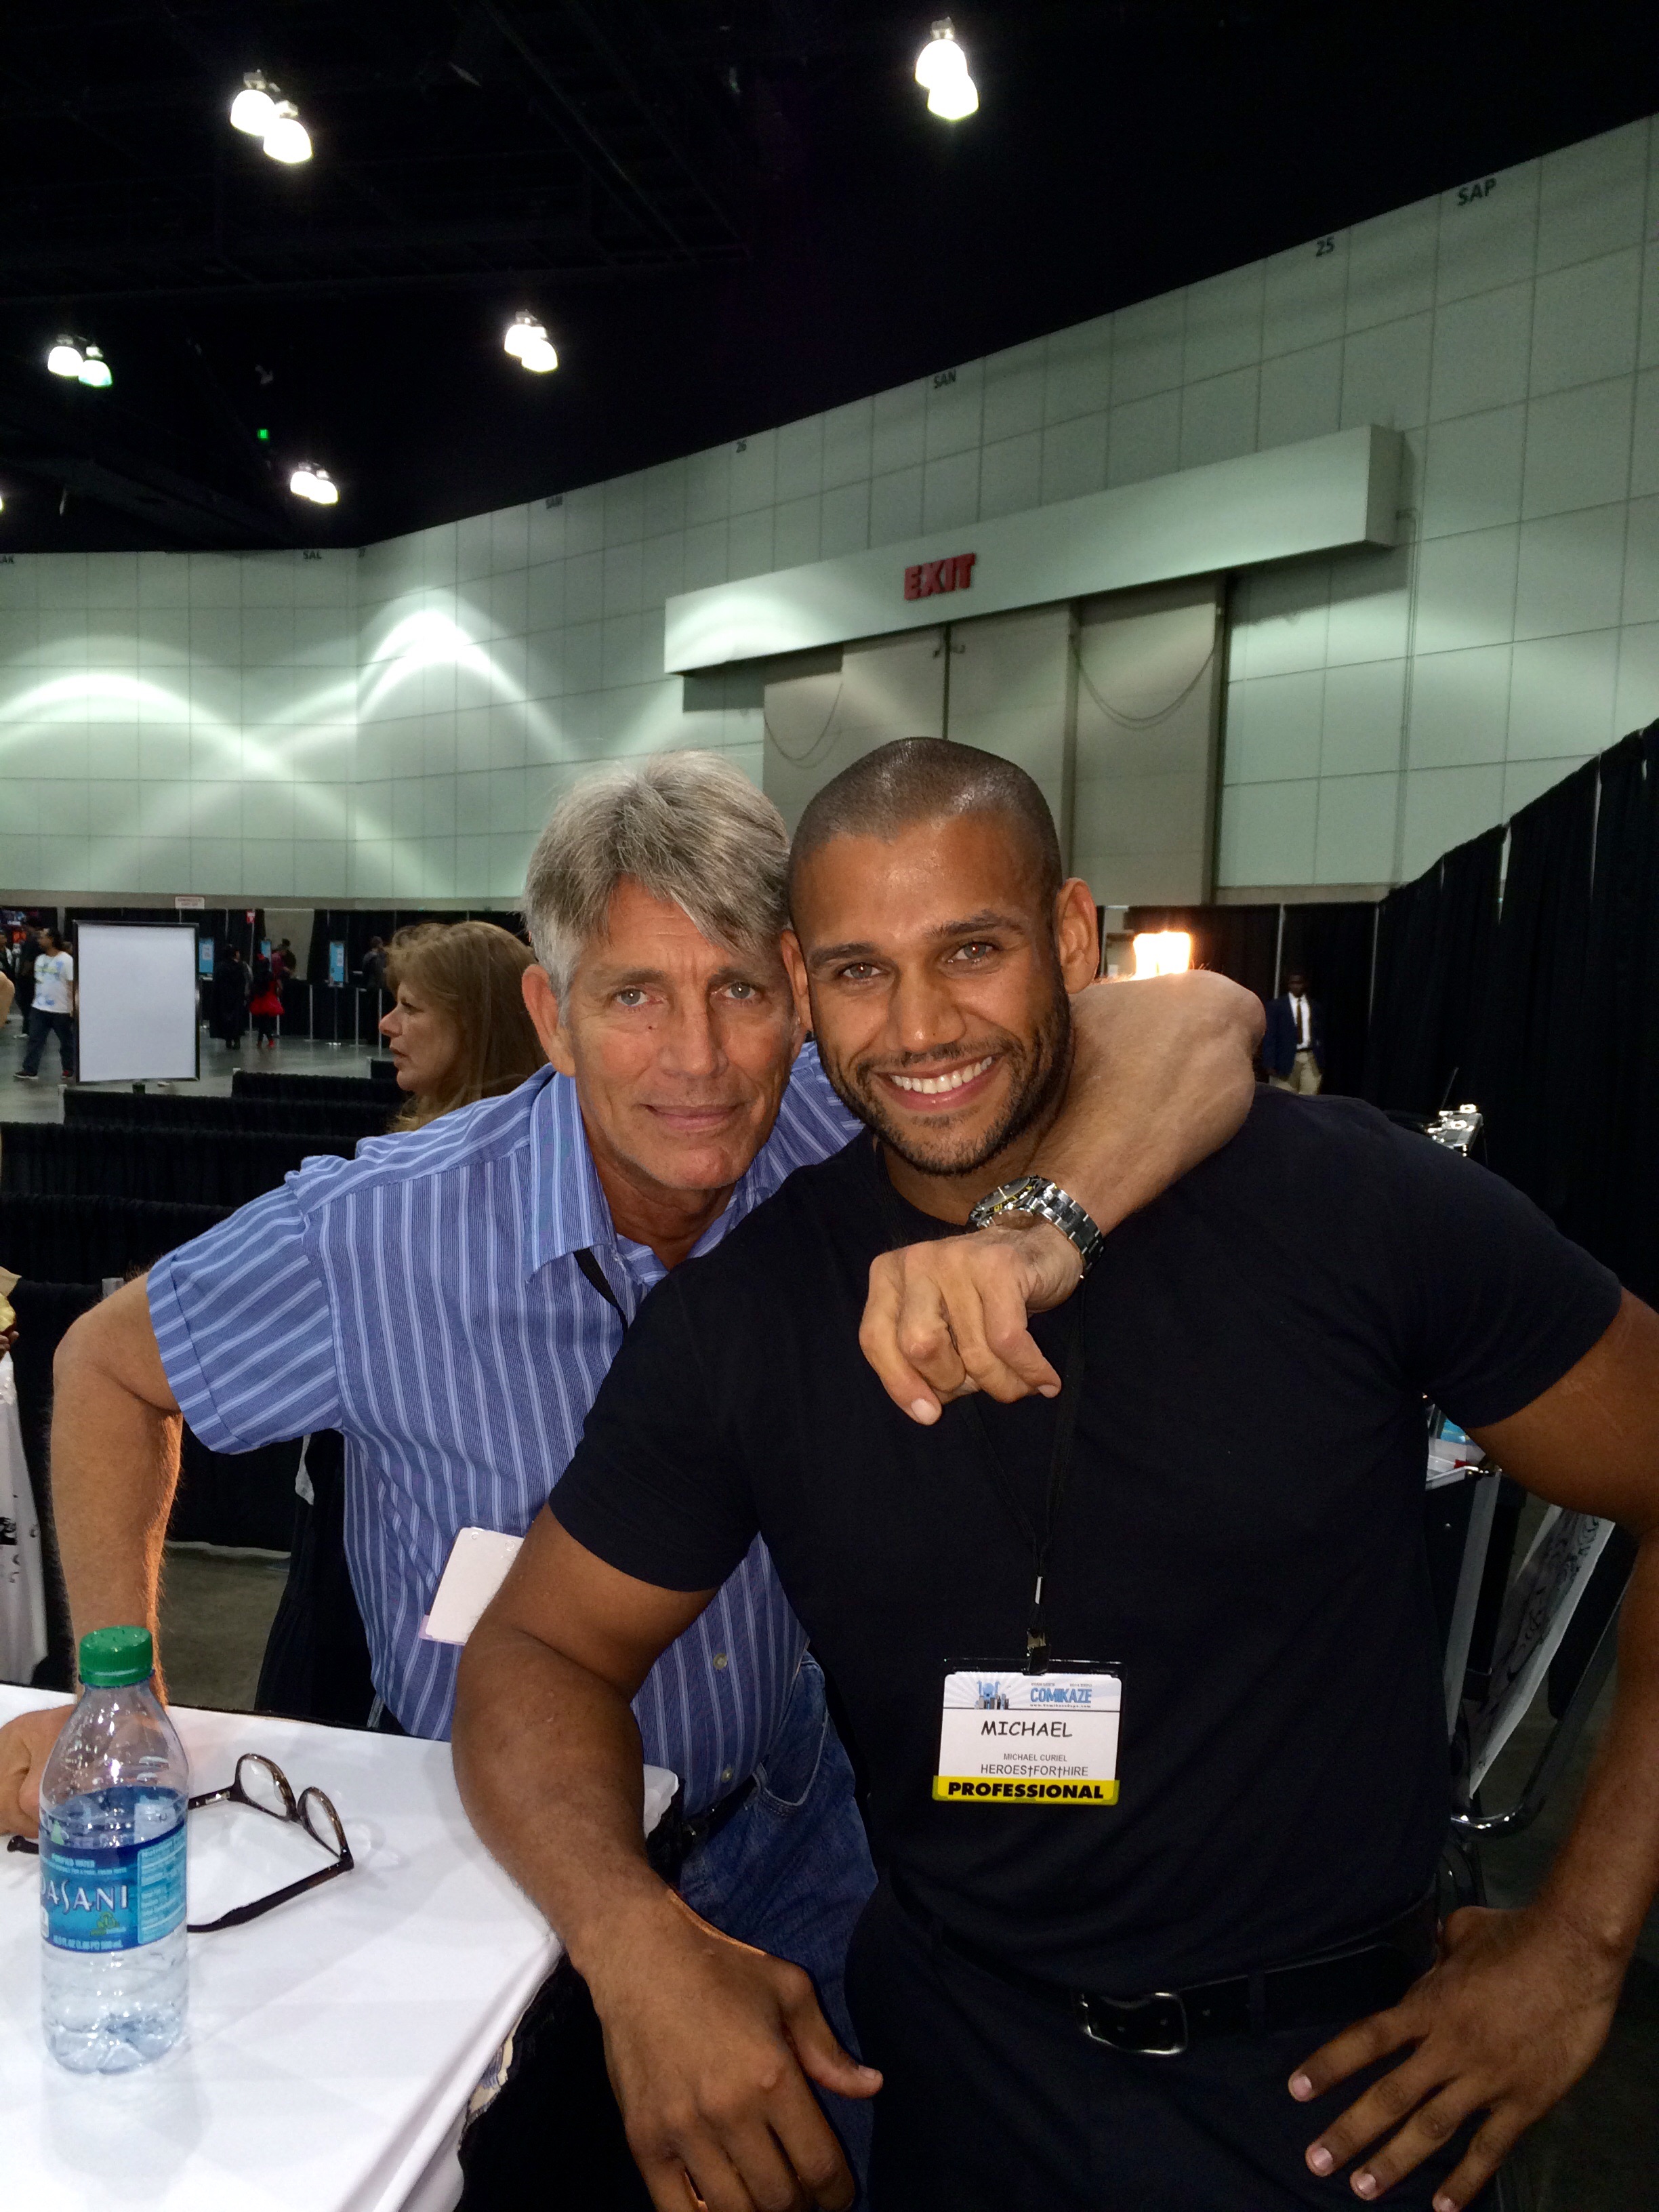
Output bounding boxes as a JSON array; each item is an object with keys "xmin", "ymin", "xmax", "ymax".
[{"xmin": 1265, "ymin": 970, "xmax": 1323, "ymax": 1094}]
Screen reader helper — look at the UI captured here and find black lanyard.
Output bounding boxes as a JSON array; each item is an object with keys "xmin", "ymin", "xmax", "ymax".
[
  {"xmin": 968, "ymin": 1298, "xmax": 1086, "ymax": 1674},
  {"xmin": 574, "ymin": 1248, "xmax": 628, "ymax": 1334},
  {"xmin": 875, "ymin": 1142, "xmax": 1088, "ymax": 1675}
]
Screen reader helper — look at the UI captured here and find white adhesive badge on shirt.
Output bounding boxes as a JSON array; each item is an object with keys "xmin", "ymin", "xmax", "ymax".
[
  {"xmin": 419, "ymin": 1526, "xmax": 524, "ymax": 1644},
  {"xmin": 934, "ymin": 1667, "xmax": 1121, "ymax": 1806}
]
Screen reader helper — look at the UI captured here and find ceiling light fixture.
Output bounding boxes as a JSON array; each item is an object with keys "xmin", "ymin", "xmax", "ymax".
[
  {"xmin": 262, "ymin": 101, "xmax": 312, "ymax": 164},
  {"xmin": 46, "ymin": 337, "xmax": 113, "ymax": 388},
  {"xmin": 229, "ymin": 71, "xmax": 278, "ymax": 136},
  {"xmin": 915, "ymin": 19, "xmax": 979, "ymax": 119},
  {"xmin": 504, "ymin": 312, "xmax": 558, "ymax": 372},
  {"xmin": 229, "ymin": 73, "xmax": 312, "ymax": 162},
  {"xmin": 289, "ymin": 464, "xmax": 339, "ymax": 505}
]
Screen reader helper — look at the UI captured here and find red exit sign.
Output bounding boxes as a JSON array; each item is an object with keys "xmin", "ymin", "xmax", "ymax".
[{"xmin": 903, "ymin": 551, "xmax": 977, "ymax": 600}]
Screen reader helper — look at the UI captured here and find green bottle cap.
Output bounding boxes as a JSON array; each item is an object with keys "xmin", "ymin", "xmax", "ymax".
[{"xmin": 79, "ymin": 1626, "xmax": 155, "ymax": 1687}]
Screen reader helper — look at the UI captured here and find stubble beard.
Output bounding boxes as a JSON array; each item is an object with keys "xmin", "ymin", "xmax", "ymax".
[{"xmin": 820, "ymin": 980, "xmax": 1073, "ymax": 1179}]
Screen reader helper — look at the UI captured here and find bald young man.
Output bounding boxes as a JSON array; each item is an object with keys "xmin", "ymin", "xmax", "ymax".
[{"xmin": 455, "ymin": 740, "xmax": 1659, "ymax": 2212}]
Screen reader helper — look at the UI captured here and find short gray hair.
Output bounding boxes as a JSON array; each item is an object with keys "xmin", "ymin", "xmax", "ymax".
[{"xmin": 523, "ymin": 751, "xmax": 790, "ymax": 994}]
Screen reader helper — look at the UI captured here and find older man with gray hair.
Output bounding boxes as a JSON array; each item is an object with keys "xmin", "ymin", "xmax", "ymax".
[{"xmin": 0, "ymin": 749, "xmax": 1258, "ymax": 2192}]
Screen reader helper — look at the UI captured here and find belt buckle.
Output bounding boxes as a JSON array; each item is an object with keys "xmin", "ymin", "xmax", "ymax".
[{"xmin": 1074, "ymin": 1989, "xmax": 1189, "ymax": 2057}]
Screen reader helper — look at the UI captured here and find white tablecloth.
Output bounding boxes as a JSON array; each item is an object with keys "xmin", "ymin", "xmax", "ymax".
[{"xmin": 0, "ymin": 1687, "xmax": 576, "ymax": 2212}]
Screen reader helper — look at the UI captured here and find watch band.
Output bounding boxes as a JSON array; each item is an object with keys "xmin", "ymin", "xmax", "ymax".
[{"xmin": 965, "ymin": 1175, "xmax": 1107, "ymax": 1273}]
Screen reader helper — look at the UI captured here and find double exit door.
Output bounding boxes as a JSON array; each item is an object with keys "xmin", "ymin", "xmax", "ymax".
[{"xmin": 758, "ymin": 577, "xmax": 1224, "ymax": 910}]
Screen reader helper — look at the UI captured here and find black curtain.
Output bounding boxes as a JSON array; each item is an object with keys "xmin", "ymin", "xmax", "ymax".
[
  {"xmin": 1279, "ymin": 902, "xmax": 1377, "ymax": 1097},
  {"xmin": 1568, "ymin": 722, "xmax": 1659, "ymax": 1300},
  {"xmin": 65, "ymin": 908, "xmax": 262, "ymax": 962},
  {"xmin": 1363, "ymin": 827, "xmax": 1502, "ymax": 1115},
  {"xmin": 306, "ymin": 906, "xmax": 529, "ymax": 983},
  {"xmin": 1474, "ymin": 762, "xmax": 1598, "ymax": 1223}
]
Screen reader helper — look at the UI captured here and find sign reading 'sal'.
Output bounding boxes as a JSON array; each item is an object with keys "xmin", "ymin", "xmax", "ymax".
[{"xmin": 934, "ymin": 1667, "xmax": 1121, "ymax": 1805}]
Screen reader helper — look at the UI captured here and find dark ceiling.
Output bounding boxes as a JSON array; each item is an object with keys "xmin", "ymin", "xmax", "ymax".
[{"xmin": 3, "ymin": 0, "xmax": 1658, "ymax": 552}]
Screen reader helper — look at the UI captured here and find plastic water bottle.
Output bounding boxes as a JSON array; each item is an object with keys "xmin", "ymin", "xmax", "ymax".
[{"xmin": 39, "ymin": 1626, "xmax": 190, "ymax": 2072}]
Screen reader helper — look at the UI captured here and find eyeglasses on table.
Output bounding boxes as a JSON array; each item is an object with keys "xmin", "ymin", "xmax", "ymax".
[{"xmin": 8, "ymin": 1751, "xmax": 354, "ymax": 1932}]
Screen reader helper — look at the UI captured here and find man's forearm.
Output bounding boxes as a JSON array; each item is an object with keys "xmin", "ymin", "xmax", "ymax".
[
  {"xmin": 1530, "ymin": 1528, "xmax": 1659, "ymax": 1969},
  {"xmin": 453, "ymin": 1620, "xmax": 677, "ymax": 1975},
  {"xmin": 1034, "ymin": 972, "xmax": 1262, "ymax": 1231},
  {"xmin": 50, "ymin": 1288, "xmax": 183, "ymax": 1687}
]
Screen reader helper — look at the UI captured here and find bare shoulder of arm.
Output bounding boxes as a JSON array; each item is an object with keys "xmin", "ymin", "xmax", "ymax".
[
  {"xmin": 56, "ymin": 1275, "xmax": 180, "ymax": 1413},
  {"xmin": 1470, "ymin": 1290, "xmax": 1659, "ymax": 1528}
]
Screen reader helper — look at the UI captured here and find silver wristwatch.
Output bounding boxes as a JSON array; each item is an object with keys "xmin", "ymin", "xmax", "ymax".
[{"xmin": 965, "ymin": 1175, "xmax": 1107, "ymax": 1273}]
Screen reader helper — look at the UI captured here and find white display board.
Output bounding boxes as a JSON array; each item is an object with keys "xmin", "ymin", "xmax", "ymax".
[{"xmin": 75, "ymin": 922, "xmax": 201, "ymax": 1084}]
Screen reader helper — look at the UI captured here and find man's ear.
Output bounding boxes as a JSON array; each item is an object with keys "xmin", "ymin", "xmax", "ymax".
[
  {"xmin": 522, "ymin": 964, "xmax": 575, "ymax": 1076},
  {"xmin": 1054, "ymin": 879, "xmax": 1100, "ymax": 994},
  {"xmin": 781, "ymin": 929, "xmax": 814, "ymax": 1036}
]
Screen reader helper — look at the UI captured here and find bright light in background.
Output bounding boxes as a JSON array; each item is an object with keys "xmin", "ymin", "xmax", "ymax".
[
  {"xmin": 1131, "ymin": 931, "xmax": 1193, "ymax": 977},
  {"xmin": 229, "ymin": 73, "xmax": 277, "ymax": 135},
  {"xmin": 289, "ymin": 464, "xmax": 338, "ymax": 504},
  {"xmin": 915, "ymin": 20, "xmax": 978, "ymax": 119},
  {"xmin": 262, "ymin": 101, "xmax": 312, "ymax": 164},
  {"xmin": 45, "ymin": 338, "xmax": 112, "ymax": 388},
  {"xmin": 504, "ymin": 313, "xmax": 558, "ymax": 373},
  {"xmin": 229, "ymin": 73, "xmax": 312, "ymax": 162}
]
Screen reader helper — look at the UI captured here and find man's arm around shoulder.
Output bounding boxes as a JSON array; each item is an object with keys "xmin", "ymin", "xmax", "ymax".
[
  {"xmin": 862, "ymin": 969, "xmax": 1264, "ymax": 1420},
  {"xmin": 455, "ymin": 1508, "xmax": 879, "ymax": 2212}
]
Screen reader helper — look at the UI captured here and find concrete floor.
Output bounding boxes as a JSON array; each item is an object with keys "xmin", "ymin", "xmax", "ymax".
[
  {"xmin": 0, "ymin": 1004, "xmax": 383, "ymax": 1118},
  {"xmin": 156, "ymin": 1545, "xmax": 290, "ymax": 1713}
]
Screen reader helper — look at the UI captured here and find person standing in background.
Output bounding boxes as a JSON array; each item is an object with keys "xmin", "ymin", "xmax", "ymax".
[
  {"xmin": 14, "ymin": 928, "xmax": 75, "ymax": 1085},
  {"xmin": 378, "ymin": 920, "xmax": 546, "ymax": 1129},
  {"xmin": 1264, "ymin": 970, "xmax": 1323, "ymax": 1095},
  {"xmin": 249, "ymin": 953, "xmax": 283, "ymax": 1050},
  {"xmin": 360, "ymin": 935, "xmax": 388, "ymax": 992},
  {"xmin": 210, "ymin": 945, "xmax": 251, "ymax": 1050},
  {"xmin": 13, "ymin": 930, "xmax": 39, "ymax": 1027}
]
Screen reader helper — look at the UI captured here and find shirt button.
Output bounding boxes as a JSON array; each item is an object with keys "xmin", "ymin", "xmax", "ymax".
[
  {"xmin": 721, "ymin": 1767, "xmax": 733, "ymax": 1782},
  {"xmin": 712, "ymin": 1652, "xmax": 728, "ymax": 1670}
]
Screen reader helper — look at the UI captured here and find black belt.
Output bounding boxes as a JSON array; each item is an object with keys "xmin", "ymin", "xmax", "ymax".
[
  {"xmin": 890, "ymin": 1874, "xmax": 1436, "ymax": 2057},
  {"xmin": 647, "ymin": 1776, "xmax": 757, "ymax": 1881}
]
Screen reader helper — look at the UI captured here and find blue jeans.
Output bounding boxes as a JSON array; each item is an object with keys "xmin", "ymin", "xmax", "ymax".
[
  {"xmin": 22, "ymin": 1008, "xmax": 74, "ymax": 1078},
  {"xmin": 680, "ymin": 1654, "xmax": 877, "ymax": 2191}
]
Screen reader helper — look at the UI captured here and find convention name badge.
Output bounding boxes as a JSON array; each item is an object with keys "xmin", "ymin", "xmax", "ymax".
[{"xmin": 934, "ymin": 1662, "xmax": 1121, "ymax": 1806}]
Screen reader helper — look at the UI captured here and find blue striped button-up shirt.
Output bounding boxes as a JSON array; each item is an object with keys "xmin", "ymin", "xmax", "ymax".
[{"xmin": 148, "ymin": 1055, "xmax": 857, "ymax": 1804}]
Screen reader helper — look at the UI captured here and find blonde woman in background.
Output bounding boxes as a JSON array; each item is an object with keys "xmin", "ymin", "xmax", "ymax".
[{"xmin": 379, "ymin": 920, "xmax": 546, "ymax": 1129}]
